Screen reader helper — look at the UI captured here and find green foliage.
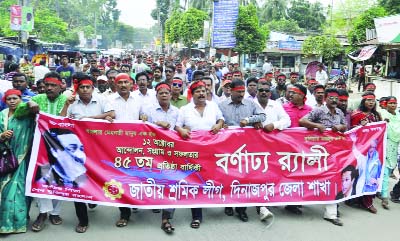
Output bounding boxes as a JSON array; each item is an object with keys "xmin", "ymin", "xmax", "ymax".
[
  {"xmin": 267, "ymin": 19, "xmax": 304, "ymax": 34},
  {"xmin": 347, "ymin": 6, "xmax": 387, "ymax": 47},
  {"xmin": 302, "ymin": 35, "xmax": 343, "ymax": 67},
  {"xmin": 165, "ymin": 11, "xmax": 183, "ymax": 44},
  {"xmin": 33, "ymin": 8, "xmax": 68, "ymax": 42},
  {"xmin": 258, "ymin": 0, "xmax": 288, "ymax": 23},
  {"xmin": 287, "ymin": 0, "xmax": 325, "ymax": 31},
  {"xmin": 0, "ymin": 0, "xmax": 19, "ymax": 37},
  {"xmin": 379, "ymin": 0, "xmax": 400, "ymax": 14},
  {"xmin": 179, "ymin": 8, "xmax": 208, "ymax": 48},
  {"xmin": 234, "ymin": 4, "xmax": 267, "ymax": 54}
]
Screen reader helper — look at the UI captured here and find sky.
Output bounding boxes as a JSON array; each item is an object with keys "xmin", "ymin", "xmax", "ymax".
[
  {"xmin": 117, "ymin": 0, "xmax": 157, "ymax": 29},
  {"xmin": 116, "ymin": 0, "xmax": 337, "ymax": 29}
]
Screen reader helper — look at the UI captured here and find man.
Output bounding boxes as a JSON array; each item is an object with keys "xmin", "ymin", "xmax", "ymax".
[
  {"xmin": 175, "ymin": 80, "xmax": 224, "ymax": 230},
  {"xmin": 218, "ymin": 79, "xmax": 266, "ymax": 222},
  {"xmin": 104, "ymin": 69, "xmax": 119, "ymax": 96},
  {"xmin": 219, "ymin": 79, "xmax": 232, "ymax": 101},
  {"xmin": 132, "ymin": 54, "xmax": 148, "ymax": 74},
  {"xmin": 255, "ymin": 80, "xmax": 291, "ymax": 221},
  {"xmin": 12, "ymin": 73, "xmax": 36, "ymax": 103},
  {"xmin": 244, "ymin": 77, "xmax": 258, "ymax": 101},
  {"xmin": 315, "ymin": 63, "xmax": 328, "ymax": 86},
  {"xmin": 60, "ymin": 73, "xmax": 115, "ymax": 233},
  {"xmin": 312, "ymin": 84, "xmax": 325, "ymax": 108},
  {"xmin": 264, "ymin": 71, "xmax": 275, "ymax": 88},
  {"xmin": 89, "ymin": 68, "xmax": 101, "ymax": 82},
  {"xmin": 4, "ymin": 54, "xmax": 14, "ymax": 74},
  {"xmin": 202, "ymin": 76, "xmax": 219, "ymax": 103},
  {"xmin": 108, "ymin": 73, "xmax": 142, "ymax": 227},
  {"xmin": 164, "ymin": 65, "xmax": 175, "ymax": 85},
  {"xmin": 271, "ymin": 73, "xmax": 287, "ymax": 100},
  {"xmin": 34, "ymin": 60, "xmax": 50, "ymax": 82},
  {"xmin": 358, "ymin": 64, "xmax": 366, "ymax": 92},
  {"xmin": 72, "ymin": 57, "xmax": 83, "ymax": 72},
  {"xmin": 337, "ymin": 89, "xmax": 351, "ymax": 130},
  {"xmin": 299, "ymin": 88, "xmax": 347, "ymax": 226},
  {"xmin": 186, "ymin": 60, "xmax": 196, "ymax": 83},
  {"xmin": 262, "ymin": 58, "xmax": 272, "ymax": 74},
  {"xmin": 283, "ymin": 84, "xmax": 312, "ymax": 128},
  {"xmin": 133, "ymin": 71, "xmax": 157, "ymax": 106},
  {"xmin": 174, "ymin": 63, "xmax": 187, "ymax": 83},
  {"xmin": 96, "ymin": 75, "xmax": 109, "ymax": 94},
  {"xmin": 305, "ymin": 78, "xmax": 318, "ymax": 107},
  {"xmin": 56, "ymin": 55, "xmax": 74, "ymax": 88},
  {"xmin": 170, "ymin": 77, "xmax": 188, "ymax": 108},
  {"xmin": 289, "ymin": 72, "xmax": 299, "ymax": 85},
  {"xmin": 152, "ymin": 66, "xmax": 163, "ymax": 88},
  {"xmin": 29, "ymin": 72, "xmax": 67, "ymax": 232}
]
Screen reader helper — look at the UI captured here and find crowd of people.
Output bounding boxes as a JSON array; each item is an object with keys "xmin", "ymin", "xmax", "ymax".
[{"xmin": 0, "ymin": 52, "xmax": 399, "ymax": 235}]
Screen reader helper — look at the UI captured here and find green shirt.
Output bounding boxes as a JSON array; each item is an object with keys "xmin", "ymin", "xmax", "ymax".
[
  {"xmin": 381, "ymin": 109, "xmax": 400, "ymax": 143},
  {"xmin": 31, "ymin": 94, "xmax": 67, "ymax": 116},
  {"xmin": 170, "ymin": 95, "xmax": 188, "ymax": 109}
]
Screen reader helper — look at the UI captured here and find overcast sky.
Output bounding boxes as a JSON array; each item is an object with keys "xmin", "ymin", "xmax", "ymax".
[{"xmin": 116, "ymin": 0, "xmax": 336, "ymax": 29}]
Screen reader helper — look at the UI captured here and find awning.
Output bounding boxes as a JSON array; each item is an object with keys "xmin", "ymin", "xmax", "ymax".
[{"xmin": 348, "ymin": 45, "xmax": 377, "ymax": 62}]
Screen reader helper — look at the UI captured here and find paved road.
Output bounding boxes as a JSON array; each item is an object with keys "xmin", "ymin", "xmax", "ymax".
[
  {"xmin": 3, "ymin": 82, "xmax": 395, "ymax": 241},
  {"xmin": 2, "ymin": 176, "xmax": 399, "ymax": 241}
]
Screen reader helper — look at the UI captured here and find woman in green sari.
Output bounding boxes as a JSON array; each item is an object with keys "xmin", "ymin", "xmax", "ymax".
[{"xmin": 0, "ymin": 89, "xmax": 35, "ymax": 234}]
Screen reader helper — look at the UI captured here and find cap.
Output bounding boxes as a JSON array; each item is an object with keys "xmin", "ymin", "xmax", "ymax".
[
  {"xmin": 222, "ymin": 79, "xmax": 232, "ymax": 86},
  {"xmin": 97, "ymin": 75, "xmax": 108, "ymax": 82}
]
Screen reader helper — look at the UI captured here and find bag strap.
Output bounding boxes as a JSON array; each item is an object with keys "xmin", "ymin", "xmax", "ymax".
[{"xmin": 2, "ymin": 109, "xmax": 10, "ymax": 147}]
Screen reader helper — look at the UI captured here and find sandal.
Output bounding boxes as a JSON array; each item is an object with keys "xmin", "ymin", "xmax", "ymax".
[
  {"xmin": 190, "ymin": 219, "xmax": 201, "ymax": 229},
  {"xmin": 115, "ymin": 218, "xmax": 129, "ymax": 227},
  {"xmin": 31, "ymin": 213, "xmax": 47, "ymax": 232},
  {"xmin": 75, "ymin": 224, "xmax": 88, "ymax": 233},
  {"xmin": 161, "ymin": 221, "xmax": 175, "ymax": 234},
  {"xmin": 49, "ymin": 215, "xmax": 63, "ymax": 225}
]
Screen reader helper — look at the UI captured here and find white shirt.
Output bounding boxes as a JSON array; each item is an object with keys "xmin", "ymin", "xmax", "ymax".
[
  {"xmin": 132, "ymin": 89, "xmax": 157, "ymax": 106},
  {"xmin": 315, "ymin": 70, "xmax": 328, "ymax": 85},
  {"xmin": 34, "ymin": 65, "xmax": 50, "ymax": 82},
  {"xmin": 67, "ymin": 94, "xmax": 113, "ymax": 119},
  {"xmin": 176, "ymin": 101, "xmax": 224, "ymax": 131},
  {"xmin": 262, "ymin": 62, "xmax": 272, "ymax": 74},
  {"xmin": 108, "ymin": 93, "xmax": 141, "ymax": 121},
  {"xmin": 305, "ymin": 89, "xmax": 317, "ymax": 107},
  {"xmin": 254, "ymin": 99, "xmax": 291, "ymax": 130}
]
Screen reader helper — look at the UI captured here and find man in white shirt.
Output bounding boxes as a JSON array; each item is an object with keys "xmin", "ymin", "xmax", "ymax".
[
  {"xmin": 262, "ymin": 59, "xmax": 272, "ymax": 74},
  {"xmin": 315, "ymin": 63, "xmax": 328, "ymax": 86},
  {"xmin": 34, "ymin": 60, "xmax": 50, "ymax": 82},
  {"xmin": 132, "ymin": 72, "xmax": 157, "ymax": 106}
]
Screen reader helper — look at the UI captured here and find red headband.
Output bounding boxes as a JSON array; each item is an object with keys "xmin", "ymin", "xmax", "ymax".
[
  {"xmin": 327, "ymin": 92, "xmax": 339, "ymax": 97},
  {"xmin": 362, "ymin": 95, "xmax": 375, "ymax": 100},
  {"xmin": 387, "ymin": 98, "xmax": 397, "ymax": 104},
  {"xmin": 3, "ymin": 89, "xmax": 21, "ymax": 102},
  {"xmin": 231, "ymin": 86, "xmax": 246, "ymax": 91},
  {"xmin": 265, "ymin": 73, "xmax": 273, "ymax": 77},
  {"xmin": 190, "ymin": 81, "xmax": 206, "ymax": 92},
  {"xmin": 44, "ymin": 77, "xmax": 62, "ymax": 85},
  {"xmin": 156, "ymin": 83, "xmax": 171, "ymax": 92},
  {"xmin": 73, "ymin": 79, "xmax": 93, "ymax": 95},
  {"xmin": 289, "ymin": 87, "xmax": 305, "ymax": 96},
  {"xmin": 339, "ymin": 96, "xmax": 349, "ymax": 101},
  {"xmin": 172, "ymin": 78, "xmax": 183, "ymax": 84},
  {"xmin": 114, "ymin": 73, "xmax": 130, "ymax": 84},
  {"xmin": 380, "ymin": 101, "xmax": 388, "ymax": 107},
  {"xmin": 308, "ymin": 79, "xmax": 317, "ymax": 84}
]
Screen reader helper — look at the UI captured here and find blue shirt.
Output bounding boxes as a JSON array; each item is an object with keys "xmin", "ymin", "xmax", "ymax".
[{"xmin": 56, "ymin": 65, "xmax": 74, "ymax": 87}]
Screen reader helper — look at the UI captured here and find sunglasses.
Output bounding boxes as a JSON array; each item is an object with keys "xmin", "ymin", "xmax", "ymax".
[
  {"xmin": 277, "ymin": 78, "xmax": 286, "ymax": 81},
  {"xmin": 165, "ymin": 70, "xmax": 173, "ymax": 73},
  {"xmin": 258, "ymin": 88, "xmax": 270, "ymax": 93},
  {"xmin": 172, "ymin": 83, "xmax": 182, "ymax": 87}
]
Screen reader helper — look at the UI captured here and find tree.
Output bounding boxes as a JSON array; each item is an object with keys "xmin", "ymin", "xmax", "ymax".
[
  {"xmin": 165, "ymin": 10, "xmax": 183, "ymax": 44},
  {"xmin": 178, "ymin": 8, "xmax": 208, "ymax": 54},
  {"xmin": 151, "ymin": 0, "xmax": 172, "ymax": 51},
  {"xmin": 347, "ymin": 6, "xmax": 387, "ymax": 49},
  {"xmin": 287, "ymin": 0, "xmax": 325, "ymax": 31},
  {"xmin": 234, "ymin": 4, "xmax": 267, "ymax": 54},
  {"xmin": 267, "ymin": 19, "xmax": 304, "ymax": 34},
  {"xmin": 258, "ymin": 0, "xmax": 288, "ymax": 24},
  {"xmin": 302, "ymin": 35, "xmax": 343, "ymax": 70},
  {"xmin": 379, "ymin": 0, "xmax": 400, "ymax": 14}
]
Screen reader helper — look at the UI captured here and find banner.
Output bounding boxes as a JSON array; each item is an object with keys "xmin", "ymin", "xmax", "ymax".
[
  {"xmin": 212, "ymin": 0, "xmax": 238, "ymax": 48},
  {"xmin": 348, "ymin": 45, "xmax": 378, "ymax": 62},
  {"xmin": 21, "ymin": 6, "xmax": 34, "ymax": 32},
  {"xmin": 26, "ymin": 113, "xmax": 386, "ymax": 208},
  {"xmin": 10, "ymin": 5, "xmax": 22, "ymax": 31},
  {"xmin": 374, "ymin": 14, "xmax": 400, "ymax": 43}
]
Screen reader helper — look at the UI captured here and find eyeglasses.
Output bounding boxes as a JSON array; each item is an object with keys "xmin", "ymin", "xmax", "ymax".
[
  {"xmin": 258, "ymin": 88, "xmax": 270, "ymax": 93},
  {"xmin": 328, "ymin": 96, "xmax": 339, "ymax": 101},
  {"xmin": 277, "ymin": 78, "xmax": 286, "ymax": 81},
  {"xmin": 172, "ymin": 83, "xmax": 182, "ymax": 87}
]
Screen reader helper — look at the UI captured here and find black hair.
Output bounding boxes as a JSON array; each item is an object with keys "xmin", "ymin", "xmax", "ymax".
[
  {"xmin": 165, "ymin": 65, "xmax": 176, "ymax": 72},
  {"xmin": 135, "ymin": 71, "xmax": 149, "ymax": 82},
  {"xmin": 293, "ymin": 83, "xmax": 307, "ymax": 96},
  {"xmin": 324, "ymin": 88, "xmax": 339, "ymax": 98},
  {"xmin": 190, "ymin": 80, "xmax": 206, "ymax": 94},
  {"xmin": 12, "ymin": 72, "xmax": 27, "ymax": 81},
  {"xmin": 43, "ymin": 71, "xmax": 61, "ymax": 81},
  {"xmin": 105, "ymin": 69, "xmax": 120, "ymax": 77},
  {"xmin": 192, "ymin": 70, "xmax": 205, "ymax": 81},
  {"xmin": 202, "ymin": 76, "xmax": 213, "ymax": 85},
  {"xmin": 230, "ymin": 78, "xmax": 245, "ymax": 89},
  {"xmin": 337, "ymin": 89, "xmax": 349, "ymax": 97},
  {"xmin": 246, "ymin": 77, "xmax": 258, "ymax": 86},
  {"xmin": 155, "ymin": 81, "xmax": 171, "ymax": 93},
  {"xmin": 341, "ymin": 164, "xmax": 358, "ymax": 180},
  {"xmin": 358, "ymin": 92, "xmax": 382, "ymax": 121}
]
